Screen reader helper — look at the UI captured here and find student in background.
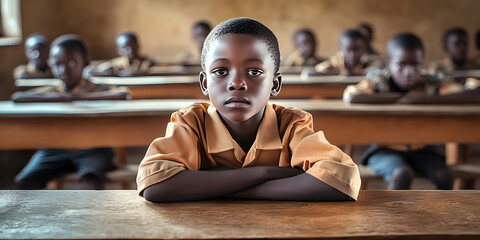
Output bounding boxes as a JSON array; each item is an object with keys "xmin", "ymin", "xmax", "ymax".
[
  {"xmin": 343, "ymin": 33, "xmax": 480, "ymax": 190},
  {"xmin": 13, "ymin": 34, "xmax": 53, "ymax": 79},
  {"xmin": 358, "ymin": 22, "xmax": 380, "ymax": 55},
  {"xmin": 91, "ymin": 32, "xmax": 155, "ymax": 76},
  {"xmin": 137, "ymin": 17, "xmax": 361, "ymax": 202},
  {"xmin": 13, "ymin": 35, "xmax": 130, "ymax": 190},
  {"xmin": 428, "ymin": 27, "xmax": 477, "ymax": 74},
  {"xmin": 314, "ymin": 29, "xmax": 381, "ymax": 76},
  {"xmin": 176, "ymin": 21, "xmax": 212, "ymax": 66},
  {"xmin": 282, "ymin": 29, "xmax": 325, "ymax": 67}
]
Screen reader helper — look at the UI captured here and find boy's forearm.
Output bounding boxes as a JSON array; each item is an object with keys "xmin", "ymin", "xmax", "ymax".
[
  {"xmin": 229, "ymin": 173, "xmax": 352, "ymax": 201},
  {"xmin": 143, "ymin": 166, "xmax": 303, "ymax": 202},
  {"xmin": 11, "ymin": 92, "xmax": 72, "ymax": 103},
  {"xmin": 348, "ymin": 93, "xmax": 402, "ymax": 104},
  {"xmin": 72, "ymin": 91, "xmax": 130, "ymax": 101}
]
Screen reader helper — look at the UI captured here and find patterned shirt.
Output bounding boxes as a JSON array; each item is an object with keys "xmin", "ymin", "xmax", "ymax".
[
  {"xmin": 282, "ymin": 49, "xmax": 325, "ymax": 67},
  {"xmin": 428, "ymin": 57, "xmax": 478, "ymax": 74},
  {"xmin": 13, "ymin": 63, "xmax": 53, "ymax": 79},
  {"xmin": 95, "ymin": 56, "xmax": 155, "ymax": 74},
  {"xmin": 315, "ymin": 51, "xmax": 384, "ymax": 75}
]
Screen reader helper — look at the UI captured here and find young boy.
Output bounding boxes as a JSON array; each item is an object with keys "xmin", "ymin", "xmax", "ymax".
[
  {"xmin": 91, "ymin": 32, "xmax": 155, "ymax": 76},
  {"xmin": 176, "ymin": 21, "xmax": 212, "ymax": 66},
  {"xmin": 358, "ymin": 23, "xmax": 379, "ymax": 55},
  {"xmin": 283, "ymin": 29, "xmax": 325, "ymax": 67},
  {"xmin": 13, "ymin": 34, "xmax": 53, "ymax": 79},
  {"xmin": 343, "ymin": 33, "xmax": 480, "ymax": 190},
  {"xmin": 11, "ymin": 35, "xmax": 130, "ymax": 102},
  {"xmin": 314, "ymin": 29, "xmax": 381, "ymax": 76},
  {"xmin": 428, "ymin": 27, "xmax": 477, "ymax": 74},
  {"xmin": 137, "ymin": 18, "xmax": 361, "ymax": 202},
  {"xmin": 13, "ymin": 34, "xmax": 130, "ymax": 189}
]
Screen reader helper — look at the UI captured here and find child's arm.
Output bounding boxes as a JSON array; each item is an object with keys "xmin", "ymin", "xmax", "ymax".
[
  {"xmin": 143, "ymin": 166, "xmax": 303, "ymax": 202},
  {"xmin": 396, "ymin": 88, "xmax": 480, "ymax": 104},
  {"xmin": 11, "ymin": 91, "xmax": 73, "ymax": 103},
  {"xmin": 228, "ymin": 173, "xmax": 352, "ymax": 201},
  {"xmin": 347, "ymin": 92, "xmax": 403, "ymax": 103},
  {"xmin": 72, "ymin": 90, "xmax": 130, "ymax": 101}
]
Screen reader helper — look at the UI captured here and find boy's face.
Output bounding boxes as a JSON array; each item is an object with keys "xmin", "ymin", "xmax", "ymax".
[
  {"xmin": 50, "ymin": 46, "xmax": 87, "ymax": 89},
  {"xmin": 200, "ymin": 34, "xmax": 280, "ymax": 122},
  {"xmin": 359, "ymin": 27, "xmax": 372, "ymax": 44},
  {"xmin": 26, "ymin": 41, "xmax": 49, "ymax": 69},
  {"xmin": 446, "ymin": 33, "xmax": 468, "ymax": 62},
  {"xmin": 389, "ymin": 48, "xmax": 423, "ymax": 91},
  {"xmin": 116, "ymin": 36, "xmax": 138, "ymax": 61},
  {"xmin": 194, "ymin": 26, "xmax": 210, "ymax": 49},
  {"xmin": 340, "ymin": 37, "xmax": 365, "ymax": 68},
  {"xmin": 295, "ymin": 33, "xmax": 316, "ymax": 58}
]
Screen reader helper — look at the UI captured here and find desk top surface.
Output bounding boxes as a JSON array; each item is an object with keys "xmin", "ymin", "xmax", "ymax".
[
  {"xmin": 0, "ymin": 190, "xmax": 479, "ymax": 240},
  {"xmin": 1, "ymin": 99, "xmax": 480, "ymax": 118}
]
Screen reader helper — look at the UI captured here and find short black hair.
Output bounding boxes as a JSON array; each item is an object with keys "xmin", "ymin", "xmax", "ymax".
[
  {"xmin": 387, "ymin": 33, "xmax": 424, "ymax": 57},
  {"xmin": 201, "ymin": 17, "xmax": 280, "ymax": 73},
  {"xmin": 25, "ymin": 33, "xmax": 48, "ymax": 47},
  {"xmin": 476, "ymin": 30, "xmax": 480, "ymax": 50},
  {"xmin": 340, "ymin": 29, "xmax": 364, "ymax": 43},
  {"xmin": 358, "ymin": 23, "xmax": 373, "ymax": 37},
  {"xmin": 193, "ymin": 21, "xmax": 212, "ymax": 31},
  {"xmin": 117, "ymin": 31, "xmax": 138, "ymax": 46},
  {"xmin": 51, "ymin": 34, "xmax": 90, "ymax": 63},
  {"xmin": 443, "ymin": 27, "xmax": 467, "ymax": 50},
  {"xmin": 294, "ymin": 29, "xmax": 315, "ymax": 41}
]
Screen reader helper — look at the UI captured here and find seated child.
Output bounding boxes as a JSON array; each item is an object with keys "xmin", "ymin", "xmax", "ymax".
[
  {"xmin": 358, "ymin": 22, "xmax": 380, "ymax": 55},
  {"xmin": 11, "ymin": 35, "xmax": 130, "ymax": 102},
  {"xmin": 136, "ymin": 17, "xmax": 361, "ymax": 202},
  {"xmin": 428, "ymin": 27, "xmax": 477, "ymax": 74},
  {"xmin": 91, "ymin": 32, "xmax": 155, "ymax": 76},
  {"xmin": 13, "ymin": 34, "xmax": 53, "ymax": 79},
  {"xmin": 314, "ymin": 29, "xmax": 382, "ymax": 76},
  {"xmin": 13, "ymin": 34, "xmax": 130, "ymax": 189},
  {"xmin": 343, "ymin": 33, "xmax": 480, "ymax": 190},
  {"xmin": 176, "ymin": 21, "xmax": 212, "ymax": 66},
  {"xmin": 282, "ymin": 29, "xmax": 325, "ymax": 67}
]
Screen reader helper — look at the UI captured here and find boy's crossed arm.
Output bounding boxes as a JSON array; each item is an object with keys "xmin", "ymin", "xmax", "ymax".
[{"xmin": 143, "ymin": 166, "xmax": 350, "ymax": 202}]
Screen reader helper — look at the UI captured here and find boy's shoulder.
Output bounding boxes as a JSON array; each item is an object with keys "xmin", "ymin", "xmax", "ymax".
[{"xmin": 271, "ymin": 104, "xmax": 311, "ymax": 124}]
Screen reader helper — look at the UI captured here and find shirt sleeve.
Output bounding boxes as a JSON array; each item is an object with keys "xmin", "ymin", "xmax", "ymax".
[
  {"xmin": 465, "ymin": 78, "xmax": 480, "ymax": 90},
  {"xmin": 13, "ymin": 65, "xmax": 27, "ymax": 79},
  {"xmin": 438, "ymin": 78, "xmax": 465, "ymax": 95},
  {"xmin": 136, "ymin": 112, "xmax": 202, "ymax": 196},
  {"xmin": 314, "ymin": 59, "xmax": 337, "ymax": 74},
  {"xmin": 342, "ymin": 79, "xmax": 375, "ymax": 102},
  {"xmin": 286, "ymin": 112, "xmax": 361, "ymax": 200}
]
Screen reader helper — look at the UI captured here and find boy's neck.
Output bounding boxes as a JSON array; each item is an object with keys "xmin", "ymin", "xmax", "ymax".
[{"xmin": 219, "ymin": 107, "xmax": 265, "ymax": 154}]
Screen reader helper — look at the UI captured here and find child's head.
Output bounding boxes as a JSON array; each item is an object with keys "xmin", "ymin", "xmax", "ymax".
[
  {"xmin": 116, "ymin": 32, "xmax": 139, "ymax": 62},
  {"xmin": 199, "ymin": 17, "xmax": 281, "ymax": 122},
  {"xmin": 25, "ymin": 34, "xmax": 50, "ymax": 69},
  {"xmin": 294, "ymin": 29, "xmax": 317, "ymax": 59},
  {"xmin": 193, "ymin": 21, "xmax": 212, "ymax": 50},
  {"xmin": 50, "ymin": 34, "xmax": 90, "ymax": 90},
  {"xmin": 387, "ymin": 33, "xmax": 424, "ymax": 91},
  {"xmin": 339, "ymin": 29, "xmax": 365, "ymax": 68},
  {"xmin": 358, "ymin": 23, "xmax": 374, "ymax": 46},
  {"xmin": 443, "ymin": 27, "xmax": 468, "ymax": 63}
]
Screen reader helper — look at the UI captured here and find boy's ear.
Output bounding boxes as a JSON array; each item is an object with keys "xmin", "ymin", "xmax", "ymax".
[
  {"xmin": 199, "ymin": 71, "xmax": 208, "ymax": 95},
  {"xmin": 270, "ymin": 73, "xmax": 282, "ymax": 97}
]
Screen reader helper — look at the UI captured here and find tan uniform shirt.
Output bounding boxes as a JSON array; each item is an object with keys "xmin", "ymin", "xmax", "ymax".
[
  {"xmin": 95, "ymin": 56, "xmax": 155, "ymax": 74},
  {"xmin": 13, "ymin": 63, "xmax": 53, "ymax": 79},
  {"xmin": 282, "ymin": 49, "xmax": 325, "ymax": 67},
  {"xmin": 428, "ymin": 57, "xmax": 478, "ymax": 74},
  {"xmin": 137, "ymin": 102, "xmax": 361, "ymax": 200},
  {"xmin": 315, "ymin": 51, "xmax": 383, "ymax": 75}
]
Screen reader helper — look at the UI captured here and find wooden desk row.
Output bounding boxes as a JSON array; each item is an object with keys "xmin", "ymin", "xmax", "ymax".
[
  {"xmin": 15, "ymin": 75, "xmax": 363, "ymax": 99},
  {"xmin": 1, "ymin": 99, "xmax": 479, "ymax": 165},
  {"xmin": 1, "ymin": 190, "xmax": 479, "ymax": 240}
]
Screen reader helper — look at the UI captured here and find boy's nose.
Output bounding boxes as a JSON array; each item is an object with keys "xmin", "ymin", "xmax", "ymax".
[{"xmin": 228, "ymin": 72, "xmax": 247, "ymax": 91}]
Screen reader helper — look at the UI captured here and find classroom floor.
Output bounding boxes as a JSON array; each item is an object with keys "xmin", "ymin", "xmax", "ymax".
[{"xmin": 1, "ymin": 145, "xmax": 479, "ymax": 190}]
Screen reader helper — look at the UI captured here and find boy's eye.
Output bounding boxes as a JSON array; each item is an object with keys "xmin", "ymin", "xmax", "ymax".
[
  {"xmin": 397, "ymin": 63, "xmax": 405, "ymax": 68},
  {"xmin": 213, "ymin": 69, "xmax": 228, "ymax": 76},
  {"xmin": 68, "ymin": 59, "xmax": 77, "ymax": 67},
  {"xmin": 247, "ymin": 69, "xmax": 263, "ymax": 77}
]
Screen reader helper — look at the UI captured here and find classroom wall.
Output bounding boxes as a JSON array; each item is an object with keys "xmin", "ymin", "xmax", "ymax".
[{"xmin": 0, "ymin": 0, "xmax": 479, "ymax": 100}]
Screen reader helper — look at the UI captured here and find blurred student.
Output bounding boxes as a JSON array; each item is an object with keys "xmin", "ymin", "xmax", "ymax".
[
  {"xmin": 91, "ymin": 32, "xmax": 155, "ymax": 76},
  {"xmin": 176, "ymin": 21, "xmax": 212, "ymax": 66},
  {"xmin": 343, "ymin": 33, "xmax": 480, "ymax": 190},
  {"xmin": 283, "ymin": 29, "xmax": 325, "ymax": 67},
  {"xmin": 13, "ymin": 35, "xmax": 130, "ymax": 189},
  {"xmin": 13, "ymin": 34, "xmax": 53, "ymax": 79},
  {"xmin": 428, "ymin": 27, "xmax": 477, "ymax": 74},
  {"xmin": 314, "ymin": 29, "xmax": 382, "ymax": 75},
  {"xmin": 358, "ymin": 22, "xmax": 380, "ymax": 55}
]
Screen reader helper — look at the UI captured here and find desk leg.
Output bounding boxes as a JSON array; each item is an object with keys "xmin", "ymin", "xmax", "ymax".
[{"xmin": 448, "ymin": 143, "xmax": 476, "ymax": 189}]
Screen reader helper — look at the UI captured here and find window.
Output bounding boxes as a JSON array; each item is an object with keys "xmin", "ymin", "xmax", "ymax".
[{"xmin": 0, "ymin": 0, "xmax": 22, "ymax": 46}]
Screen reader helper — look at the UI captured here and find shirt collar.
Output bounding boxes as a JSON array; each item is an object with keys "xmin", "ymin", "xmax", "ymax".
[
  {"xmin": 60, "ymin": 78, "xmax": 89, "ymax": 93},
  {"xmin": 205, "ymin": 104, "xmax": 283, "ymax": 158}
]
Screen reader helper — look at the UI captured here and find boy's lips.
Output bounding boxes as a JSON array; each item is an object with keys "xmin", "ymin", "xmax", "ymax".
[{"xmin": 225, "ymin": 97, "xmax": 250, "ymax": 108}]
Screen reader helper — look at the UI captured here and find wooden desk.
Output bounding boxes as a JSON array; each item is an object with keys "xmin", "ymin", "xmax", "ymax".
[
  {"xmin": 1, "ymin": 99, "xmax": 479, "ymax": 152},
  {"xmin": 15, "ymin": 75, "xmax": 362, "ymax": 100},
  {"xmin": 0, "ymin": 190, "xmax": 479, "ymax": 239}
]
